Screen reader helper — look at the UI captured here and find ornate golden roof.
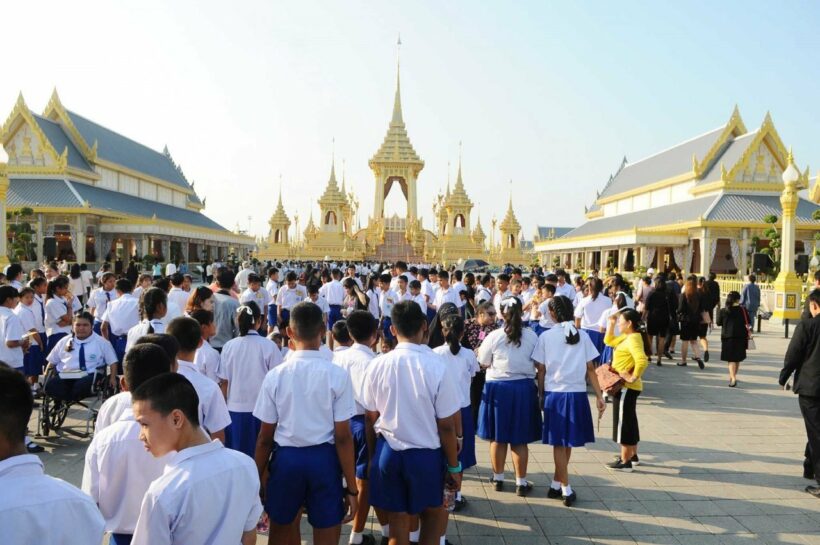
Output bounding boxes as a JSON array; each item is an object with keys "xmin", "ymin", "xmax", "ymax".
[
  {"xmin": 268, "ymin": 184, "xmax": 290, "ymax": 227},
  {"xmin": 445, "ymin": 159, "xmax": 473, "ymax": 210},
  {"xmin": 369, "ymin": 65, "xmax": 423, "ymax": 167},
  {"xmin": 499, "ymin": 192, "xmax": 521, "ymax": 234},
  {"xmin": 318, "ymin": 160, "xmax": 348, "ymax": 208},
  {"xmin": 472, "ymin": 214, "xmax": 486, "ymax": 240}
]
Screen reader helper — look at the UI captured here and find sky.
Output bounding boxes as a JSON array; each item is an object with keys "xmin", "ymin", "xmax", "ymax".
[{"xmin": 2, "ymin": 1, "xmax": 820, "ymax": 241}]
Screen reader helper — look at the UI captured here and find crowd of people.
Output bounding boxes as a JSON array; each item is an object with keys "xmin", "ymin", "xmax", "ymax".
[{"xmin": 0, "ymin": 257, "xmax": 806, "ymax": 545}]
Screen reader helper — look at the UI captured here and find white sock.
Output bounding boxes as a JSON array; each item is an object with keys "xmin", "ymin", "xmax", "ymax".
[
  {"xmin": 562, "ymin": 484, "xmax": 573, "ymax": 496},
  {"xmin": 516, "ymin": 477, "xmax": 528, "ymax": 486},
  {"xmin": 550, "ymin": 480, "xmax": 562, "ymax": 490},
  {"xmin": 455, "ymin": 491, "xmax": 462, "ymax": 500},
  {"xmin": 409, "ymin": 530, "xmax": 420, "ymax": 542},
  {"xmin": 439, "ymin": 537, "xmax": 446, "ymax": 545},
  {"xmin": 349, "ymin": 532, "xmax": 363, "ymax": 545},
  {"xmin": 380, "ymin": 524, "xmax": 390, "ymax": 538},
  {"xmin": 493, "ymin": 472, "xmax": 505, "ymax": 481}
]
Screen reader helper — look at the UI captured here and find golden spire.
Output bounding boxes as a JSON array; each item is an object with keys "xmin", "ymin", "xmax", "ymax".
[
  {"xmin": 341, "ymin": 158, "xmax": 346, "ymax": 195},
  {"xmin": 392, "ymin": 33, "xmax": 403, "ymax": 126},
  {"xmin": 455, "ymin": 141, "xmax": 466, "ymax": 192}
]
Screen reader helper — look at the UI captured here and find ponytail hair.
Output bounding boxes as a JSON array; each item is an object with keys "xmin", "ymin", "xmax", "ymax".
[
  {"xmin": 141, "ymin": 287, "xmax": 167, "ymax": 330},
  {"xmin": 620, "ymin": 308, "xmax": 652, "ymax": 356},
  {"xmin": 46, "ymin": 277, "xmax": 68, "ymax": 301},
  {"xmin": 441, "ymin": 313, "xmax": 465, "ymax": 355},
  {"xmin": 548, "ymin": 295, "xmax": 579, "ymax": 345},
  {"xmin": 588, "ymin": 277, "xmax": 603, "ymax": 301},
  {"xmin": 66, "ymin": 311, "xmax": 94, "ymax": 352},
  {"xmin": 236, "ymin": 301, "xmax": 261, "ymax": 336},
  {"xmin": 500, "ymin": 296, "xmax": 523, "ymax": 347}
]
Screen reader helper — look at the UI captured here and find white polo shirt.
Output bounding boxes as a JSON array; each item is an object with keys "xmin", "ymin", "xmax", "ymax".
[
  {"xmin": 0, "ymin": 454, "xmax": 105, "ymax": 545},
  {"xmin": 333, "ymin": 343, "xmax": 376, "ymax": 416},
  {"xmin": 477, "ymin": 327, "xmax": 539, "ymax": 382},
  {"xmin": 45, "ymin": 295, "xmax": 80, "ymax": 336},
  {"xmin": 306, "ymin": 295, "xmax": 330, "ymax": 315},
  {"xmin": 276, "ymin": 285, "xmax": 307, "ymax": 311},
  {"xmin": 164, "ymin": 300, "xmax": 183, "ymax": 322},
  {"xmin": 451, "ymin": 281, "xmax": 467, "ymax": 308},
  {"xmin": 96, "ymin": 391, "xmax": 132, "ymax": 432},
  {"xmin": 167, "ymin": 287, "xmax": 189, "ymax": 315},
  {"xmin": 379, "ymin": 289, "xmax": 399, "ymax": 320},
  {"xmin": 82, "ymin": 408, "xmax": 169, "ymax": 534},
  {"xmin": 125, "ymin": 319, "xmax": 166, "ymax": 352},
  {"xmin": 531, "ymin": 326, "xmax": 599, "ymax": 393},
  {"xmin": 46, "ymin": 333, "xmax": 118, "ymax": 372},
  {"xmin": 433, "ymin": 287, "xmax": 460, "ymax": 310},
  {"xmin": 265, "ymin": 279, "xmax": 279, "ymax": 303},
  {"xmin": 574, "ymin": 294, "xmax": 613, "ymax": 330},
  {"xmin": 433, "ymin": 345, "xmax": 479, "ymax": 408},
  {"xmin": 88, "ymin": 288, "xmax": 118, "ymax": 320},
  {"xmin": 194, "ymin": 339, "xmax": 221, "ymax": 383},
  {"xmin": 177, "ymin": 360, "xmax": 232, "ymax": 434},
  {"xmin": 411, "ymin": 293, "xmax": 428, "ymax": 315},
  {"xmin": 254, "ymin": 350, "xmax": 355, "ymax": 447},
  {"xmin": 101, "ymin": 293, "xmax": 140, "ymax": 336},
  {"xmin": 15, "ymin": 303, "xmax": 42, "ymax": 347},
  {"xmin": 320, "ymin": 280, "xmax": 345, "ymax": 306},
  {"xmin": 421, "ymin": 279, "xmax": 436, "ymax": 302},
  {"xmin": 539, "ymin": 298, "xmax": 557, "ymax": 328},
  {"xmin": 0, "ymin": 306, "xmax": 25, "ymax": 368},
  {"xmin": 475, "ymin": 286, "xmax": 493, "ymax": 306},
  {"xmin": 556, "ymin": 282, "xmax": 576, "ymax": 301},
  {"xmin": 240, "ymin": 287, "xmax": 271, "ymax": 315},
  {"xmin": 217, "ymin": 331, "xmax": 283, "ymax": 412},
  {"xmin": 362, "ymin": 342, "xmax": 461, "ymax": 451},
  {"xmin": 132, "ymin": 440, "xmax": 262, "ymax": 545}
]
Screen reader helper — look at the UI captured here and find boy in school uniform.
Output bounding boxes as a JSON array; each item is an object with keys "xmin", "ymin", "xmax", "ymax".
[
  {"xmin": 15, "ymin": 287, "xmax": 44, "ymax": 394},
  {"xmin": 378, "ymin": 274, "xmax": 399, "ymax": 350},
  {"xmin": 131, "ymin": 373, "xmax": 262, "ymax": 545},
  {"xmin": 82, "ymin": 344, "xmax": 173, "ymax": 545},
  {"xmin": 240, "ymin": 273, "xmax": 272, "ymax": 333},
  {"xmin": 265, "ymin": 268, "xmax": 280, "ymax": 333},
  {"xmin": 101, "ymin": 278, "xmax": 140, "ymax": 366},
  {"xmin": 331, "ymin": 319, "xmax": 353, "ymax": 352},
  {"xmin": 88, "ymin": 272, "xmax": 118, "ymax": 334},
  {"xmin": 0, "ymin": 364, "xmax": 105, "ymax": 544},
  {"xmin": 190, "ymin": 309, "xmax": 222, "ymax": 384},
  {"xmin": 307, "ymin": 284, "xmax": 331, "ymax": 332},
  {"xmin": 253, "ymin": 301, "xmax": 358, "ymax": 545},
  {"xmin": 431, "ymin": 271, "xmax": 460, "ymax": 313},
  {"xmin": 167, "ymin": 273, "xmax": 190, "ymax": 313},
  {"xmin": 277, "ymin": 271, "xmax": 307, "ymax": 338},
  {"xmin": 320, "ymin": 269, "xmax": 346, "ymax": 349},
  {"xmin": 409, "ymin": 280, "xmax": 428, "ymax": 317},
  {"xmin": 362, "ymin": 301, "xmax": 462, "ymax": 545}
]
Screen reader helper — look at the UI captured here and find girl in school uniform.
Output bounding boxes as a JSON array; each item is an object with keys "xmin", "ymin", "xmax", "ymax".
[
  {"xmin": 535, "ymin": 283, "xmax": 557, "ymax": 336},
  {"xmin": 433, "ymin": 314, "xmax": 479, "ymax": 511},
  {"xmin": 477, "ymin": 297, "xmax": 543, "ymax": 496},
  {"xmin": 87, "ymin": 273, "xmax": 117, "ymax": 335},
  {"xmin": 365, "ymin": 274, "xmax": 381, "ymax": 321},
  {"xmin": 573, "ymin": 278, "xmax": 610, "ymax": 364},
  {"xmin": 15, "ymin": 287, "xmax": 44, "ymax": 390},
  {"xmin": 532, "ymin": 295, "xmax": 605, "ymax": 506},
  {"xmin": 597, "ymin": 291, "xmax": 630, "ymax": 366},
  {"xmin": 44, "ymin": 276, "xmax": 80, "ymax": 356},
  {"xmin": 218, "ymin": 301, "xmax": 282, "ymax": 458},
  {"xmin": 125, "ymin": 287, "xmax": 168, "ymax": 352}
]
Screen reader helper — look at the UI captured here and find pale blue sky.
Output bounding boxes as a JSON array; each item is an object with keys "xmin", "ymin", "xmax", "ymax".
[{"xmin": 2, "ymin": 1, "xmax": 820, "ymax": 239}]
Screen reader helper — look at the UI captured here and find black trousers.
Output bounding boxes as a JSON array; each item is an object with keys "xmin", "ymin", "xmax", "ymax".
[
  {"xmin": 470, "ymin": 370, "xmax": 486, "ymax": 424},
  {"xmin": 799, "ymin": 395, "xmax": 820, "ymax": 483},
  {"xmin": 44, "ymin": 373, "xmax": 94, "ymax": 402}
]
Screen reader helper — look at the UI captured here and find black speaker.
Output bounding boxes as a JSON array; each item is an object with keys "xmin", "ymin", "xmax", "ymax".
[
  {"xmin": 752, "ymin": 253, "xmax": 770, "ymax": 272},
  {"xmin": 796, "ymin": 254, "xmax": 809, "ymax": 275},
  {"xmin": 43, "ymin": 237, "xmax": 56, "ymax": 261}
]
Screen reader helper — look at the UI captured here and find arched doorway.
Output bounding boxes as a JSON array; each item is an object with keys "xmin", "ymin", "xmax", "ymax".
[{"xmin": 325, "ymin": 211, "xmax": 337, "ymax": 226}]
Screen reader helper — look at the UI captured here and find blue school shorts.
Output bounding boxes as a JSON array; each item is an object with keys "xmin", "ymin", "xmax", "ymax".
[
  {"xmin": 381, "ymin": 317, "xmax": 395, "ymax": 342},
  {"xmin": 328, "ymin": 305, "xmax": 343, "ymax": 330},
  {"xmin": 266, "ymin": 442, "xmax": 344, "ymax": 528},
  {"xmin": 93, "ymin": 320, "xmax": 103, "ymax": 336},
  {"xmin": 369, "ymin": 437, "xmax": 445, "ymax": 515},
  {"xmin": 267, "ymin": 304, "xmax": 277, "ymax": 330},
  {"xmin": 280, "ymin": 308, "xmax": 291, "ymax": 329},
  {"xmin": 350, "ymin": 414, "xmax": 368, "ymax": 480},
  {"xmin": 109, "ymin": 333, "xmax": 128, "ymax": 365},
  {"xmin": 23, "ymin": 344, "xmax": 44, "ymax": 376}
]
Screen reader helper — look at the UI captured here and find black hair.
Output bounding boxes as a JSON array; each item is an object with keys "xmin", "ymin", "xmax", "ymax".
[
  {"xmin": 247, "ymin": 273, "xmax": 261, "ymax": 285},
  {"xmin": 725, "ymin": 290, "xmax": 741, "ymax": 307},
  {"xmin": 438, "ymin": 270, "xmax": 450, "ymax": 281},
  {"xmin": 64, "ymin": 311, "xmax": 95, "ymax": 353},
  {"xmin": 346, "ymin": 310, "xmax": 377, "ymax": 343},
  {"xmin": 124, "ymin": 344, "xmax": 172, "ymax": 391},
  {"xmin": 497, "ymin": 273, "xmax": 510, "ymax": 283},
  {"xmin": 289, "ymin": 301, "xmax": 325, "ymax": 340},
  {"xmin": 331, "ymin": 269, "xmax": 342, "ymax": 279},
  {"xmin": 808, "ymin": 288, "xmax": 820, "ymax": 307},
  {"xmin": 237, "ymin": 300, "xmax": 261, "ymax": 336},
  {"xmin": 542, "ymin": 283, "xmax": 556, "ymax": 295},
  {"xmin": 409, "ymin": 279, "xmax": 421, "ymax": 290},
  {"xmin": 189, "ymin": 309, "xmax": 214, "ymax": 327},
  {"xmin": 331, "ymin": 320, "xmax": 351, "ymax": 345},
  {"xmin": 141, "ymin": 287, "xmax": 167, "ymax": 331},
  {"xmin": 548, "ymin": 295, "xmax": 579, "ymax": 345},
  {"xmin": 620, "ymin": 309, "xmax": 652, "ymax": 355},
  {"xmin": 46, "ymin": 276, "xmax": 69, "ymax": 300},
  {"xmin": 0, "ymin": 285, "xmax": 19, "ymax": 305},
  {"xmin": 307, "ymin": 284, "xmax": 320, "ymax": 295},
  {"xmin": 391, "ymin": 300, "xmax": 427, "ymax": 338},
  {"xmin": 379, "ymin": 273, "xmax": 392, "ymax": 284},
  {"xmin": 749, "ymin": 274, "xmax": 756, "ymax": 283},
  {"xmin": 285, "ymin": 271, "xmax": 297, "ymax": 282},
  {"xmin": 136, "ymin": 333, "xmax": 180, "ymax": 363},
  {"xmin": 476, "ymin": 301, "xmax": 495, "ymax": 316},
  {"xmin": 217, "ymin": 270, "xmax": 235, "ymax": 289},
  {"xmin": 441, "ymin": 313, "xmax": 465, "ymax": 355},
  {"xmin": 131, "ymin": 372, "xmax": 200, "ymax": 427},
  {"xmin": 115, "ymin": 278, "xmax": 133, "ymax": 294},
  {"xmin": 152, "ymin": 277, "xmax": 171, "ymax": 292},
  {"xmin": 480, "ymin": 273, "xmax": 493, "ymax": 287},
  {"xmin": 0, "ymin": 363, "xmax": 33, "ymax": 443},
  {"xmin": 167, "ymin": 317, "xmax": 202, "ymax": 352},
  {"xmin": 28, "ymin": 277, "xmax": 46, "ymax": 290},
  {"xmin": 7, "ymin": 263, "xmax": 23, "ymax": 280},
  {"xmin": 453, "ymin": 270, "xmax": 463, "ymax": 281},
  {"xmin": 170, "ymin": 273, "xmax": 184, "ymax": 287},
  {"xmin": 588, "ymin": 277, "xmax": 603, "ymax": 301},
  {"xmin": 501, "ymin": 297, "xmax": 523, "ymax": 347},
  {"xmin": 545, "ymin": 273, "xmax": 558, "ymax": 283},
  {"xmin": 268, "ymin": 267, "xmax": 279, "ymax": 277},
  {"xmin": 18, "ymin": 287, "xmax": 34, "ymax": 298}
]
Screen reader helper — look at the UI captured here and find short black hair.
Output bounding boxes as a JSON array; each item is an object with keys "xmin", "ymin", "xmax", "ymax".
[
  {"xmin": 115, "ymin": 278, "xmax": 133, "ymax": 293},
  {"xmin": 131, "ymin": 372, "xmax": 200, "ymax": 427},
  {"xmin": 152, "ymin": 277, "xmax": 171, "ymax": 292},
  {"xmin": 307, "ymin": 284, "xmax": 320, "ymax": 295},
  {"xmin": 289, "ymin": 302, "xmax": 325, "ymax": 340},
  {"xmin": 166, "ymin": 317, "xmax": 202, "ymax": 352},
  {"xmin": 331, "ymin": 320, "xmax": 351, "ymax": 344},
  {"xmin": 809, "ymin": 288, "xmax": 820, "ymax": 307},
  {"xmin": 136, "ymin": 334, "xmax": 180, "ymax": 363},
  {"xmin": 285, "ymin": 271, "xmax": 297, "ymax": 282},
  {"xmin": 0, "ymin": 285, "xmax": 19, "ymax": 305},
  {"xmin": 6, "ymin": 264, "xmax": 22, "ymax": 280},
  {"xmin": 189, "ymin": 309, "xmax": 214, "ymax": 326},
  {"xmin": 379, "ymin": 273, "xmax": 391, "ymax": 284},
  {"xmin": 438, "ymin": 270, "xmax": 450, "ymax": 281},
  {"xmin": 409, "ymin": 279, "xmax": 421, "ymax": 290},
  {"xmin": 124, "ymin": 344, "xmax": 172, "ymax": 391},
  {"xmin": 391, "ymin": 300, "xmax": 426, "ymax": 337},
  {"xmin": 0, "ymin": 363, "xmax": 33, "ymax": 443},
  {"xmin": 346, "ymin": 310, "xmax": 377, "ymax": 343},
  {"xmin": 248, "ymin": 273, "xmax": 261, "ymax": 284},
  {"xmin": 217, "ymin": 270, "xmax": 235, "ymax": 289},
  {"xmin": 170, "ymin": 273, "xmax": 184, "ymax": 287}
]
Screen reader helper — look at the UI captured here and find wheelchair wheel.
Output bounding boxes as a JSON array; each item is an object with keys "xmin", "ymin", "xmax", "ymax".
[{"xmin": 39, "ymin": 393, "xmax": 69, "ymax": 437}]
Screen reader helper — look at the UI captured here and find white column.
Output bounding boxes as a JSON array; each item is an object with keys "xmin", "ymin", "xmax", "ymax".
[
  {"xmin": 699, "ymin": 228, "xmax": 711, "ymax": 276},
  {"xmin": 75, "ymin": 215, "xmax": 86, "ymax": 264},
  {"xmin": 740, "ymin": 228, "xmax": 749, "ymax": 277}
]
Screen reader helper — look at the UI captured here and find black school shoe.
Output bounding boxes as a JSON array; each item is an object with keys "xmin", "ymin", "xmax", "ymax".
[
  {"xmin": 806, "ymin": 485, "xmax": 820, "ymax": 498},
  {"xmin": 606, "ymin": 459, "xmax": 634, "ymax": 472},
  {"xmin": 453, "ymin": 496, "xmax": 467, "ymax": 511},
  {"xmin": 360, "ymin": 535, "xmax": 376, "ymax": 545},
  {"xmin": 489, "ymin": 476, "xmax": 504, "ymax": 491},
  {"xmin": 516, "ymin": 481, "xmax": 533, "ymax": 497},
  {"xmin": 704, "ymin": 350, "xmax": 710, "ymax": 362},
  {"xmin": 547, "ymin": 487, "xmax": 563, "ymax": 499},
  {"xmin": 26, "ymin": 442, "xmax": 44, "ymax": 453},
  {"xmin": 562, "ymin": 491, "xmax": 577, "ymax": 507},
  {"xmin": 696, "ymin": 358, "xmax": 705, "ymax": 370},
  {"xmin": 612, "ymin": 454, "xmax": 640, "ymax": 466}
]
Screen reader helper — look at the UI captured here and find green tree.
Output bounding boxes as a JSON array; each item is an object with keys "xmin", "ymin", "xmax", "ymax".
[
  {"xmin": 761, "ymin": 214, "xmax": 780, "ymax": 276},
  {"xmin": 6, "ymin": 207, "xmax": 36, "ymax": 262}
]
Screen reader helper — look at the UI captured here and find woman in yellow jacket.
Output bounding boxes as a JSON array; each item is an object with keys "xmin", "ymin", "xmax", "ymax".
[{"xmin": 603, "ymin": 308, "xmax": 650, "ymax": 472}]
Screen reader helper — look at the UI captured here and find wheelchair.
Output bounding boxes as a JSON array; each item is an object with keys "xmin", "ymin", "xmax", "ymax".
[{"xmin": 37, "ymin": 364, "xmax": 116, "ymax": 438}]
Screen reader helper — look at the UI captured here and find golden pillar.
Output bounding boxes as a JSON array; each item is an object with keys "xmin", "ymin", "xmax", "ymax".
[
  {"xmin": 772, "ymin": 151, "xmax": 803, "ymax": 321},
  {"xmin": 0, "ymin": 164, "xmax": 9, "ymax": 268}
]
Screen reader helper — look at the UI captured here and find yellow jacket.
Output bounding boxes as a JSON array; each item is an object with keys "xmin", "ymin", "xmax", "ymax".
[{"xmin": 604, "ymin": 331, "xmax": 649, "ymax": 392}]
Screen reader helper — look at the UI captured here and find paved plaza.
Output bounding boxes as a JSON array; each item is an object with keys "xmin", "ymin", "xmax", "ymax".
[{"xmin": 35, "ymin": 324, "xmax": 820, "ymax": 544}]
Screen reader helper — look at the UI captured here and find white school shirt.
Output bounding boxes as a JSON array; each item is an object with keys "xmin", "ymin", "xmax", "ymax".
[
  {"xmin": 96, "ymin": 391, "xmax": 133, "ymax": 432},
  {"xmin": 132, "ymin": 440, "xmax": 262, "ymax": 545},
  {"xmin": 493, "ymin": 289, "xmax": 512, "ymax": 318},
  {"xmin": 177, "ymin": 359, "xmax": 232, "ymax": 434},
  {"xmin": 379, "ymin": 288, "xmax": 399, "ymax": 320},
  {"xmin": 81, "ymin": 269, "xmax": 94, "ymax": 292},
  {"xmin": 556, "ymin": 282, "xmax": 576, "ymax": 301},
  {"xmin": 101, "ymin": 293, "xmax": 141, "ymax": 336},
  {"xmin": 433, "ymin": 286, "xmax": 460, "ymax": 310},
  {"xmin": 254, "ymin": 350, "xmax": 355, "ymax": 447},
  {"xmin": 194, "ymin": 339, "xmax": 221, "ymax": 383},
  {"xmin": 125, "ymin": 319, "xmax": 166, "ymax": 353},
  {"xmin": 14, "ymin": 303, "xmax": 39, "ymax": 347},
  {"xmin": 361, "ymin": 342, "xmax": 461, "ymax": 451},
  {"xmin": 240, "ymin": 287, "xmax": 271, "ymax": 315},
  {"xmin": 33, "ymin": 293, "xmax": 47, "ymax": 332},
  {"xmin": 88, "ymin": 288, "xmax": 118, "ymax": 320},
  {"xmin": 477, "ymin": 327, "xmax": 540, "ymax": 382},
  {"xmin": 45, "ymin": 295, "xmax": 80, "ymax": 336},
  {"xmin": 82, "ymin": 408, "xmax": 169, "ymax": 534},
  {"xmin": 538, "ymin": 298, "xmax": 558, "ymax": 328},
  {"xmin": 451, "ymin": 281, "xmax": 467, "ymax": 308},
  {"xmin": 68, "ymin": 275, "xmax": 84, "ymax": 298},
  {"xmin": 475, "ymin": 286, "xmax": 492, "ymax": 306},
  {"xmin": 218, "ymin": 331, "xmax": 283, "ymax": 412},
  {"xmin": 320, "ymin": 279, "xmax": 345, "ymax": 306},
  {"xmin": 276, "ymin": 285, "xmax": 306, "ymax": 310},
  {"xmin": 522, "ymin": 288, "xmax": 536, "ymax": 321},
  {"xmin": 411, "ymin": 293, "xmax": 428, "ymax": 315},
  {"xmin": 306, "ymin": 295, "xmax": 330, "ymax": 315},
  {"xmin": 531, "ymin": 327, "xmax": 600, "ymax": 393},
  {"xmin": 574, "ymin": 294, "xmax": 612, "ymax": 330},
  {"xmin": 333, "ymin": 343, "xmax": 377, "ymax": 416},
  {"xmin": 235, "ymin": 267, "xmax": 253, "ymax": 291},
  {"xmin": 366, "ymin": 289, "xmax": 380, "ymax": 318},
  {"xmin": 282, "ymin": 342, "xmax": 334, "ymax": 362},
  {"xmin": 164, "ymin": 262, "xmax": 177, "ymax": 276},
  {"xmin": 47, "ymin": 333, "xmax": 118, "ymax": 372},
  {"xmin": 421, "ymin": 279, "xmax": 436, "ymax": 302},
  {"xmin": 0, "ymin": 454, "xmax": 105, "ymax": 545},
  {"xmin": 0, "ymin": 306, "xmax": 24, "ymax": 368},
  {"xmin": 433, "ymin": 345, "xmax": 479, "ymax": 408},
  {"xmin": 265, "ymin": 278, "xmax": 279, "ymax": 303},
  {"xmin": 167, "ymin": 287, "xmax": 189, "ymax": 314},
  {"xmin": 164, "ymin": 300, "xmax": 183, "ymax": 322},
  {"xmin": 132, "ymin": 285, "xmax": 145, "ymax": 300}
]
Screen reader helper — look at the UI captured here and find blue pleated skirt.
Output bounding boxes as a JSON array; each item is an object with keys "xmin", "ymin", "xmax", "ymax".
[
  {"xmin": 600, "ymin": 344, "xmax": 614, "ymax": 365},
  {"xmin": 477, "ymin": 379, "xmax": 542, "ymax": 444},
  {"xmin": 542, "ymin": 391, "xmax": 595, "ymax": 447},
  {"xmin": 459, "ymin": 405, "xmax": 477, "ymax": 470},
  {"xmin": 584, "ymin": 328, "xmax": 605, "ymax": 365},
  {"xmin": 226, "ymin": 410, "xmax": 262, "ymax": 459}
]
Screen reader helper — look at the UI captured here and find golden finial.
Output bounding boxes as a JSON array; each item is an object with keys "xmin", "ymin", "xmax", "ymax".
[{"xmin": 787, "ymin": 147, "xmax": 794, "ymax": 165}]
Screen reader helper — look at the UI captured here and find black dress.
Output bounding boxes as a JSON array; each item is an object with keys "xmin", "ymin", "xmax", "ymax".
[
  {"xmin": 678, "ymin": 295, "xmax": 703, "ymax": 341},
  {"xmin": 645, "ymin": 290, "xmax": 670, "ymax": 337},
  {"xmin": 717, "ymin": 306, "xmax": 747, "ymax": 362}
]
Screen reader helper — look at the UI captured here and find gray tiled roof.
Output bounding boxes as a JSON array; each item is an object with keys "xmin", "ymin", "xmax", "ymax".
[
  {"xmin": 535, "ymin": 226, "xmax": 574, "ymax": 239},
  {"xmin": 598, "ymin": 127, "xmax": 724, "ymax": 200},
  {"xmin": 65, "ymin": 110, "xmax": 192, "ymax": 190},
  {"xmin": 32, "ymin": 115, "xmax": 93, "ymax": 172},
  {"xmin": 706, "ymin": 193, "xmax": 820, "ymax": 225},
  {"xmin": 695, "ymin": 132, "xmax": 758, "ymax": 185},
  {"xmin": 560, "ymin": 195, "xmax": 718, "ymax": 239},
  {"xmin": 7, "ymin": 178, "xmax": 81, "ymax": 208}
]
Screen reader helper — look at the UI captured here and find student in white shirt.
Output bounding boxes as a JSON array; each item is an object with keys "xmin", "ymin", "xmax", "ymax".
[
  {"xmin": 82, "ymin": 344, "xmax": 173, "ymax": 545},
  {"xmin": 254, "ymin": 301, "xmax": 358, "ymax": 544},
  {"xmin": 535, "ymin": 284, "xmax": 557, "ymax": 336},
  {"xmin": 0, "ymin": 365, "xmax": 105, "ymax": 545},
  {"xmin": 125, "ymin": 288, "xmax": 168, "ymax": 353},
  {"xmin": 475, "ymin": 274, "xmax": 494, "ymax": 307},
  {"xmin": 190, "ymin": 309, "xmax": 221, "ymax": 383},
  {"xmin": 476, "ymin": 297, "xmax": 543, "ymax": 496},
  {"xmin": 45, "ymin": 311, "xmax": 119, "ymax": 401},
  {"xmin": 167, "ymin": 317, "xmax": 232, "ymax": 444},
  {"xmin": 44, "ymin": 276, "xmax": 80, "ymax": 355},
  {"xmin": 320, "ymin": 269, "xmax": 346, "ymax": 349},
  {"xmin": 265, "ymin": 267, "xmax": 280, "ymax": 332},
  {"xmin": 167, "ymin": 273, "xmax": 189, "ymax": 315},
  {"xmin": 276, "ymin": 271, "xmax": 307, "ymax": 339},
  {"xmin": 555, "ymin": 270, "xmax": 576, "ymax": 301},
  {"xmin": 330, "ymin": 320, "xmax": 353, "ymax": 352},
  {"xmin": 240, "ymin": 273, "xmax": 271, "ymax": 333},
  {"xmin": 30, "ymin": 277, "xmax": 48, "ymax": 361},
  {"xmin": 408, "ymin": 280, "xmax": 428, "ymax": 316},
  {"xmin": 365, "ymin": 274, "xmax": 381, "ymax": 320},
  {"xmin": 132, "ymin": 274, "xmax": 152, "ymax": 301},
  {"xmin": 492, "ymin": 274, "xmax": 512, "ymax": 321},
  {"xmin": 235, "ymin": 261, "xmax": 253, "ymax": 292},
  {"xmin": 451, "ymin": 270, "xmax": 467, "ymax": 311},
  {"xmin": 101, "ymin": 278, "xmax": 140, "ymax": 365},
  {"xmin": 164, "ymin": 260, "xmax": 177, "ymax": 277},
  {"xmin": 131, "ymin": 373, "xmax": 262, "ymax": 545},
  {"xmin": 153, "ymin": 278, "xmax": 182, "ymax": 323},
  {"xmin": 573, "ymin": 278, "xmax": 611, "ymax": 364},
  {"xmin": 377, "ymin": 273, "xmax": 399, "ymax": 349},
  {"xmin": 433, "ymin": 314, "xmax": 479, "ymax": 513},
  {"xmin": 88, "ymin": 272, "xmax": 117, "ymax": 335},
  {"xmin": 15, "ymin": 287, "xmax": 43, "ymax": 387},
  {"xmin": 362, "ymin": 301, "xmax": 461, "ymax": 544},
  {"xmin": 218, "ymin": 301, "xmax": 282, "ymax": 458},
  {"xmin": 431, "ymin": 270, "xmax": 461, "ymax": 314},
  {"xmin": 417, "ymin": 269, "xmax": 437, "ymax": 322},
  {"xmin": 306, "ymin": 284, "xmax": 330, "ymax": 330}
]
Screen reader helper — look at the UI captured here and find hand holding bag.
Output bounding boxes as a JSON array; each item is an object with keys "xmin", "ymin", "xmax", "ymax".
[
  {"xmin": 740, "ymin": 306, "xmax": 755, "ymax": 350},
  {"xmin": 595, "ymin": 364, "xmax": 624, "ymax": 395}
]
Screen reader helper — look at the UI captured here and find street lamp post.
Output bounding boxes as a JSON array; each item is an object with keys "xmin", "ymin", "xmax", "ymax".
[{"xmin": 772, "ymin": 150, "xmax": 803, "ymax": 336}]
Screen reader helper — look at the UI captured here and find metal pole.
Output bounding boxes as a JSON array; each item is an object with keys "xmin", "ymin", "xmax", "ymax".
[{"xmin": 785, "ymin": 318, "xmax": 789, "ymax": 339}]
